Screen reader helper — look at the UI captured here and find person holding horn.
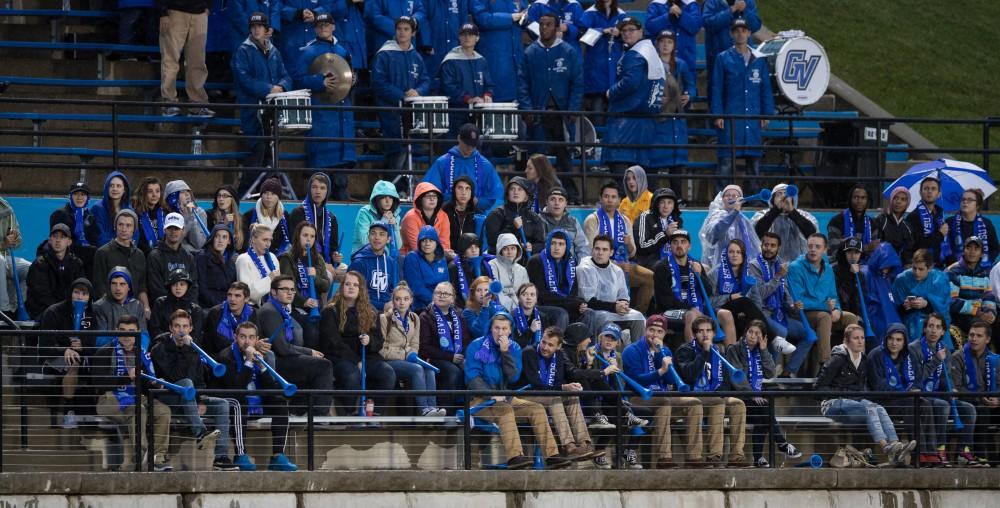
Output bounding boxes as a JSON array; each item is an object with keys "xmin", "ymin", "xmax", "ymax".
[
  {"xmin": 278, "ymin": 221, "xmax": 331, "ymax": 349},
  {"xmin": 38, "ymin": 277, "xmax": 97, "ymax": 429},
  {"xmin": 379, "ymin": 282, "xmax": 446, "ymax": 417}
]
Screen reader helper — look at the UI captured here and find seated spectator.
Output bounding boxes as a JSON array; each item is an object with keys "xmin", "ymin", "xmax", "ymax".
[
  {"xmin": 288, "ymin": 173, "xmax": 342, "ymax": 270},
  {"xmin": 634, "ymin": 187, "xmax": 682, "ymax": 270},
  {"xmin": 258, "ymin": 275, "xmax": 334, "ymax": 416},
  {"xmin": 403, "ymin": 226, "xmax": 450, "ymax": 311},
  {"xmin": 751, "ymin": 183, "xmax": 818, "ymax": 264},
  {"xmin": 676, "ymin": 316, "xmax": 749, "ymax": 467},
  {"xmin": 905, "ymin": 177, "xmax": 948, "ymax": 266},
  {"xmin": 423, "ymin": 124, "xmax": 503, "ymax": 211},
  {"xmin": 278, "ymin": 222, "xmax": 331, "ymax": 347},
  {"xmin": 50, "ymin": 182, "xmax": 98, "ymax": 269},
  {"xmin": 947, "ymin": 189, "xmax": 999, "ymax": 267},
  {"xmin": 212, "ymin": 321, "xmax": 297, "ymax": 471},
  {"xmin": 874, "ymin": 186, "xmax": 914, "ymax": 266},
  {"xmin": 92, "ymin": 209, "xmax": 148, "ymax": 312},
  {"xmin": 419, "ymin": 281, "xmax": 472, "ymax": 409},
  {"xmin": 352, "ymin": 181, "xmax": 403, "ymax": 258},
  {"xmin": 148, "ymin": 212, "xmax": 199, "ymax": 303},
  {"xmin": 827, "ymin": 185, "xmax": 878, "ymax": 258},
  {"xmin": 163, "ymin": 180, "xmax": 209, "ymax": 253},
  {"xmin": 519, "ymin": 326, "xmax": 598, "ymax": 461},
  {"xmin": 202, "ymin": 282, "xmax": 257, "ymax": 355},
  {"xmin": 463, "ymin": 275, "xmax": 500, "ymax": 338},
  {"xmin": 38, "ymin": 277, "xmax": 96, "ymax": 428},
  {"xmin": 319, "ymin": 271, "xmax": 396, "ymax": 415},
  {"xmin": 449, "ymin": 232, "xmax": 492, "ymax": 308},
  {"xmin": 947, "ymin": 237, "xmax": 997, "ymax": 334},
  {"xmin": 464, "ymin": 311, "xmax": 573, "ymax": 469},
  {"xmin": 622, "ymin": 316, "xmax": 705, "ymax": 468},
  {"xmin": 206, "ymin": 185, "xmax": 244, "ymax": 251},
  {"xmin": 892, "ymin": 249, "xmax": 953, "ymax": 350},
  {"xmin": 861, "ymin": 243, "xmax": 904, "ymax": 340},
  {"xmin": 725, "ymin": 320, "xmax": 802, "ymax": 468},
  {"xmin": 401, "ymin": 182, "xmax": 453, "ymax": 257},
  {"xmin": 0, "ymin": 178, "xmax": 30, "ymax": 315},
  {"xmin": 510, "ymin": 283, "xmax": 568, "ymax": 347},
  {"xmin": 378, "ymin": 283, "xmax": 445, "ymax": 416},
  {"xmin": 699, "ymin": 185, "xmax": 760, "ymax": 270},
  {"xmin": 93, "ymin": 315, "xmax": 173, "ymax": 472},
  {"xmin": 814, "ymin": 324, "xmax": 916, "ymax": 467},
  {"xmin": 441, "ymin": 177, "xmax": 482, "ymax": 254},
  {"xmin": 27, "ymin": 224, "xmax": 85, "ymax": 319},
  {"xmin": 538, "ymin": 187, "xmax": 590, "ymax": 259},
  {"xmin": 832, "ymin": 238, "xmax": 869, "ymax": 346},
  {"xmin": 652, "ymin": 29, "xmax": 695, "ymax": 181},
  {"xmin": 484, "ymin": 177, "xmax": 546, "ymax": 256},
  {"xmin": 89, "ymin": 171, "xmax": 131, "ymax": 247},
  {"xmin": 577, "ymin": 234, "xmax": 646, "ymax": 343},
  {"xmin": 348, "ymin": 222, "xmax": 399, "ymax": 312},
  {"xmin": 705, "ymin": 238, "xmax": 774, "ymax": 346},
  {"xmin": 948, "ymin": 320, "xmax": 997, "ymax": 467},
  {"xmin": 787, "ymin": 233, "xmax": 859, "ymax": 376},
  {"xmin": 149, "ymin": 310, "xmax": 234, "ymax": 471},
  {"xmin": 438, "ymin": 25, "xmax": 495, "ymax": 136},
  {"xmin": 132, "ymin": 176, "xmax": 168, "ymax": 254},
  {"xmin": 149, "ymin": 268, "xmax": 204, "ymax": 341},
  {"xmin": 583, "ymin": 182, "xmax": 654, "ymax": 314},
  {"xmin": 618, "ymin": 166, "xmax": 652, "ymax": 224},
  {"xmin": 242, "ymin": 178, "xmax": 291, "ymax": 255},
  {"xmin": 195, "ymin": 224, "xmax": 237, "ymax": 309},
  {"xmin": 235, "ymin": 224, "xmax": 281, "ymax": 305},
  {"xmin": 524, "ymin": 154, "xmax": 563, "ymax": 213},
  {"xmin": 488, "ymin": 233, "xmax": 529, "ymax": 311},
  {"xmin": 94, "ymin": 267, "xmax": 148, "ymax": 340}
]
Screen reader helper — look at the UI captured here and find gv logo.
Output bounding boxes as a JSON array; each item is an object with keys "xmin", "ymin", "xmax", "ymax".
[{"xmin": 781, "ymin": 50, "xmax": 821, "ymax": 91}]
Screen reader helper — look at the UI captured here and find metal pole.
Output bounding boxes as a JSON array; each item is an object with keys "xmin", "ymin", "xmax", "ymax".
[
  {"xmin": 767, "ymin": 394, "xmax": 776, "ymax": 467},
  {"xmin": 911, "ymin": 393, "xmax": 921, "ymax": 469},
  {"xmin": 134, "ymin": 340, "xmax": 143, "ymax": 471},
  {"xmin": 307, "ymin": 392, "xmax": 315, "ymax": 471},
  {"xmin": 983, "ymin": 120, "xmax": 992, "ymax": 175},
  {"xmin": 111, "ymin": 102, "xmax": 119, "ymax": 170},
  {"xmin": 614, "ymin": 394, "xmax": 623, "ymax": 469},
  {"xmin": 1, "ymin": 343, "xmax": 4, "ymax": 473},
  {"xmin": 462, "ymin": 396, "xmax": 472, "ymax": 470},
  {"xmin": 145, "ymin": 392, "xmax": 154, "ymax": 471}
]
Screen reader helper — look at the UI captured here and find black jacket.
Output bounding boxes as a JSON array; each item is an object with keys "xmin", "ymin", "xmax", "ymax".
[
  {"xmin": 832, "ymin": 248, "xmax": 866, "ymax": 318},
  {"xmin": 146, "ymin": 240, "xmax": 199, "ymax": 303},
  {"xmin": 156, "ymin": 0, "xmax": 208, "ymax": 16},
  {"xmin": 26, "ymin": 247, "xmax": 86, "ymax": 319},
  {"xmin": 149, "ymin": 332, "xmax": 208, "ymax": 388},
  {"xmin": 873, "ymin": 212, "xmax": 913, "ymax": 266},
  {"xmin": 148, "ymin": 293, "xmax": 204, "ymax": 341},
  {"xmin": 525, "ymin": 253, "xmax": 585, "ymax": 320},
  {"xmin": 202, "ymin": 303, "xmax": 259, "ymax": 359},
  {"xmin": 483, "ymin": 177, "xmax": 546, "ymax": 255},
  {"xmin": 905, "ymin": 203, "xmax": 946, "ymax": 265},
  {"xmin": 633, "ymin": 188, "xmax": 683, "ymax": 270},
  {"xmin": 518, "ymin": 346, "xmax": 568, "ymax": 390},
  {"xmin": 753, "ymin": 207, "xmax": 817, "ymax": 241},
  {"xmin": 194, "ymin": 249, "xmax": 236, "ymax": 309},
  {"xmin": 37, "ymin": 277, "xmax": 97, "ymax": 358},
  {"xmin": 317, "ymin": 304, "xmax": 385, "ymax": 364},
  {"xmin": 815, "ymin": 344, "xmax": 869, "ymax": 393},
  {"xmin": 92, "ymin": 239, "xmax": 147, "ymax": 299},
  {"xmin": 650, "ymin": 255, "xmax": 712, "ymax": 314},
  {"xmin": 91, "ymin": 343, "xmax": 152, "ymax": 394},
  {"xmin": 418, "ymin": 306, "xmax": 472, "ymax": 363}
]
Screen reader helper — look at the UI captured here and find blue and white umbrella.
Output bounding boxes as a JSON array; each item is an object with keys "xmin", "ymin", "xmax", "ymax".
[{"xmin": 882, "ymin": 158, "xmax": 996, "ymax": 213}]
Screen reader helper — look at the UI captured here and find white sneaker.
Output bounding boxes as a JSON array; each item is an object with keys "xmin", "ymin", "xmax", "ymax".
[
  {"xmin": 772, "ymin": 336, "xmax": 797, "ymax": 355},
  {"xmin": 592, "ymin": 455, "xmax": 611, "ymax": 470},
  {"xmin": 421, "ymin": 407, "xmax": 447, "ymax": 417},
  {"xmin": 588, "ymin": 413, "xmax": 615, "ymax": 429},
  {"xmin": 62, "ymin": 410, "xmax": 78, "ymax": 429},
  {"xmin": 779, "ymin": 442, "xmax": 803, "ymax": 459},
  {"xmin": 626, "ymin": 411, "xmax": 649, "ymax": 428},
  {"xmin": 622, "ymin": 448, "xmax": 642, "ymax": 470}
]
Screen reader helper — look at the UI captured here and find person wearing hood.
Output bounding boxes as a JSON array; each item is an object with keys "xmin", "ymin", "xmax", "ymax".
[
  {"xmin": 905, "ymin": 177, "xmax": 949, "ymax": 266},
  {"xmin": 147, "ymin": 212, "xmax": 200, "ymax": 304},
  {"xmin": 163, "ymin": 180, "xmax": 209, "ymax": 253},
  {"xmin": 600, "ymin": 18, "xmax": 664, "ymax": 172},
  {"xmin": 488, "ymin": 233, "xmax": 530, "ymax": 312},
  {"xmin": 438, "ymin": 25, "xmax": 495, "ymax": 135},
  {"xmin": 236, "ymin": 223, "xmax": 282, "ymax": 304},
  {"xmin": 874, "ymin": 186, "xmax": 914, "ymax": 266},
  {"xmin": 526, "ymin": 229, "xmax": 590, "ymax": 323},
  {"xmin": 946, "ymin": 189, "xmax": 999, "ymax": 267},
  {"xmin": 832, "ymin": 237, "xmax": 869, "ymax": 344},
  {"xmin": 50, "ymin": 182, "xmax": 99, "ymax": 269},
  {"xmin": 539, "ymin": 187, "xmax": 589, "ymax": 259},
  {"xmin": 403, "ymin": 225, "xmax": 450, "ymax": 310},
  {"xmin": 149, "ymin": 268, "xmax": 204, "ymax": 340},
  {"xmin": 815, "ymin": 324, "xmax": 916, "ymax": 467},
  {"xmin": 372, "ymin": 16, "xmax": 431, "ymax": 177},
  {"xmin": 827, "ymin": 185, "xmax": 878, "ymax": 258},
  {"xmin": 947, "ymin": 236, "xmax": 998, "ymax": 333},
  {"xmin": 292, "ymin": 14, "xmax": 357, "ymax": 195},
  {"xmin": 38, "ymin": 277, "xmax": 97, "ymax": 429},
  {"xmin": 288, "ymin": 172, "xmax": 343, "ymax": 273},
  {"xmin": 484, "ymin": 177, "xmax": 545, "ymax": 256},
  {"xmin": 352, "ymin": 180, "xmax": 403, "ymax": 257},
  {"xmin": 577, "ymin": 234, "xmax": 646, "ymax": 343},
  {"xmin": 449, "ymin": 232, "xmax": 494, "ymax": 307},
  {"xmin": 27, "ymin": 224, "xmax": 86, "ymax": 319},
  {"xmin": 634, "ymin": 187, "xmax": 682, "ymax": 270},
  {"xmin": 698, "ymin": 185, "xmax": 760, "ymax": 270},
  {"xmin": 242, "ymin": 177, "xmax": 291, "ymax": 255},
  {"xmin": 348, "ymin": 222, "xmax": 399, "ymax": 311},
  {"xmin": 750, "ymin": 183, "xmax": 818, "ymax": 264},
  {"xmin": 92, "ymin": 209, "xmax": 149, "ymax": 316},
  {"xmin": 88, "ymin": 171, "xmax": 131, "ymax": 247},
  {"xmin": 206, "ymin": 185, "xmax": 245, "ymax": 252},
  {"xmin": 892, "ymin": 248, "xmax": 953, "ymax": 351},
  {"xmin": 948, "ymin": 320, "xmax": 996, "ymax": 467},
  {"xmin": 423, "ymin": 124, "xmax": 503, "ymax": 212},
  {"xmin": 195, "ymin": 224, "xmax": 238, "ymax": 308},
  {"xmin": 232, "ymin": 12, "xmax": 293, "ymax": 174},
  {"xmin": 401, "ymin": 182, "xmax": 453, "ymax": 257},
  {"xmin": 441, "ymin": 176, "xmax": 482, "ymax": 253},
  {"xmin": 464, "ymin": 311, "xmax": 574, "ymax": 470},
  {"xmin": 868, "ymin": 322, "xmax": 948, "ymax": 467},
  {"xmin": 862, "ymin": 243, "xmax": 904, "ymax": 341},
  {"xmin": 94, "ymin": 267, "xmax": 149, "ymax": 339},
  {"xmin": 419, "ymin": 281, "xmax": 473, "ymax": 409},
  {"xmin": 787, "ymin": 233, "xmax": 859, "ymax": 377},
  {"xmin": 618, "ymin": 166, "xmax": 651, "ymax": 224},
  {"xmin": 131, "ymin": 177, "xmax": 168, "ymax": 255}
]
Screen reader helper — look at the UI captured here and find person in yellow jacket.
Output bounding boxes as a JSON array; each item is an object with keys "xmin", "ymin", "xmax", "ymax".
[{"xmin": 619, "ymin": 166, "xmax": 653, "ymax": 224}]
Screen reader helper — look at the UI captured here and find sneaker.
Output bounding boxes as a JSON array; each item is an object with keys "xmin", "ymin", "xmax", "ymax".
[
  {"xmin": 62, "ymin": 410, "xmax": 78, "ymax": 429},
  {"xmin": 772, "ymin": 336, "xmax": 797, "ymax": 355},
  {"xmin": 779, "ymin": 442, "xmax": 803, "ymax": 459},
  {"xmin": 545, "ymin": 455, "xmax": 574, "ymax": 470},
  {"xmin": 565, "ymin": 443, "xmax": 596, "ymax": 461},
  {"xmin": 421, "ymin": 407, "xmax": 446, "ymax": 417},
  {"xmin": 153, "ymin": 461, "xmax": 174, "ymax": 472},
  {"xmin": 937, "ymin": 449, "xmax": 951, "ymax": 467},
  {"xmin": 622, "ymin": 448, "xmax": 642, "ymax": 470},
  {"xmin": 505, "ymin": 455, "xmax": 533, "ymax": 470},
  {"xmin": 727, "ymin": 455, "xmax": 753, "ymax": 468},
  {"xmin": 957, "ymin": 451, "xmax": 985, "ymax": 467},
  {"xmin": 918, "ymin": 453, "xmax": 941, "ymax": 467},
  {"xmin": 592, "ymin": 455, "xmax": 611, "ymax": 470},
  {"xmin": 212, "ymin": 456, "xmax": 239, "ymax": 471},
  {"xmin": 268, "ymin": 453, "xmax": 298, "ymax": 472},
  {"xmin": 588, "ymin": 413, "xmax": 615, "ymax": 429},
  {"xmin": 162, "ymin": 106, "xmax": 181, "ymax": 117},
  {"xmin": 706, "ymin": 455, "xmax": 724, "ymax": 468},
  {"xmin": 189, "ymin": 107, "xmax": 216, "ymax": 118},
  {"xmin": 196, "ymin": 429, "xmax": 221, "ymax": 451},
  {"xmin": 755, "ymin": 457, "xmax": 770, "ymax": 468},
  {"xmin": 234, "ymin": 454, "xmax": 257, "ymax": 471},
  {"xmin": 626, "ymin": 411, "xmax": 649, "ymax": 428},
  {"xmin": 654, "ymin": 457, "xmax": 678, "ymax": 469}
]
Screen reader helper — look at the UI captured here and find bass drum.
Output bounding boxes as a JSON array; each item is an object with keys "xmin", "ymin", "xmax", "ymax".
[{"xmin": 754, "ymin": 33, "xmax": 830, "ymax": 107}]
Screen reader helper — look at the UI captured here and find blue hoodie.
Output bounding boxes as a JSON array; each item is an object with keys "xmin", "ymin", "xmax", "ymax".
[
  {"xmin": 348, "ymin": 228, "xmax": 399, "ymax": 311},
  {"xmin": 423, "ymin": 145, "xmax": 504, "ymax": 211},
  {"xmin": 787, "ymin": 253, "xmax": 841, "ymax": 313},
  {"xmin": 867, "ymin": 323, "xmax": 917, "ymax": 392},
  {"xmin": 89, "ymin": 171, "xmax": 131, "ymax": 246},
  {"xmin": 464, "ymin": 311, "xmax": 523, "ymax": 389},
  {"xmin": 402, "ymin": 225, "xmax": 449, "ymax": 310}
]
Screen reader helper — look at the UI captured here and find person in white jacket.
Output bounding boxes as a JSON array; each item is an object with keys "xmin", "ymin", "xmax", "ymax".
[
  {"xmin": 576, "ymin": 234, "xmax": 645, "ymax": 343},
  {"xmin": 488, "ymin": 233, "xmax": 530, "ymax": 312},
  {"xmin": 235, "ymin": 224, "xmax": 281, "ymax": 304}
]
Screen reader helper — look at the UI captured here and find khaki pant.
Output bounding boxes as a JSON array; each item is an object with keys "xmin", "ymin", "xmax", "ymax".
[
  {"xmin": 634, "ymin": 396, "xmax": 703, "ymax": 461},
  {"xmin": 524, "ymin": 395, "xmax": 592, "ymax": 449},
  {"xmin": 473, "ymin": 397, "xmax": 558, "ymax": 459},
  {"xmin": 619, "ymin": 262, "xmax": 654, "ymax": 314},
  {"xmin": 699, "ymin": 396, "xmax": 747, "ymax": 460},
  {"xmin": 159, "ymin": 9, "xmax": 209, "ymax": 105},
  {"xmin": 96, "ymin": 392, "xmax": 172, "ymax": 461},
  {"xmin": 806, "ymin": 311, "xmax": 859, "ymax": 376}
]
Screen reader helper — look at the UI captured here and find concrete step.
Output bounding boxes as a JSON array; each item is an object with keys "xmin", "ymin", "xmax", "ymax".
[{"xmin": 2, "ymin": 447, "xmax": 105, "ymax": 472}]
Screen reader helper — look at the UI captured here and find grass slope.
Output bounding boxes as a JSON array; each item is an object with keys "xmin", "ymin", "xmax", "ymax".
[{"xmin": 758, "ymin": 0, "xmax": 999, "ymax": 171}]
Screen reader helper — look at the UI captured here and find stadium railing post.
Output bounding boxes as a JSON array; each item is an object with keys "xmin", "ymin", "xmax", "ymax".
[
  {"xmin": 462, "ymin": 395, "xmax": 472, "ymax": 470},
  {"xmin": 767, "ymin": 393, "xmax": 776, "ymax": 467},
  {"xmin": 307, "ymin": 392, "xmax": 315, "ymax": 471},
  {"xmin": 614, "ymin": 394, "xmax": 623, "ymax": 470}
]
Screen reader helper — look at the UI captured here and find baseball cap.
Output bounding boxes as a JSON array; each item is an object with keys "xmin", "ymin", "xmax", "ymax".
[
  {"xmin": 314, "ymin": 13, "xmax": 333, "ymax": 25},
  {"xmin": 249, "ymin": 12, "xmax": 269, "ymax": 28},
  {"xmin": 600, "ymin": 323, "xmax": 622, "ymax": 341},
  {"xmin": 656, "ymin": 29, "xmax": 676, "ymax": 42},
  {"xmin": 965, "ymin": 236, "xmax": 984, "ymax": 248},
  {"xmin": 459, "ymin": 123, "xmax": 481, "ymax": 148},
  {"xmin": 730, "ymin": 18, "xmax": 749, "ymax": 30},
  {"xmin": 617, "ymin": 16, "xmax": 641, "ymax": 31},
  {"xmin": 369, "ymin": 221, "xmax": 391, "ymax": 233},
  {"xmin": 459, "ymin": 23, "xmax": 479, "ymax": 35},
  {"xmin": 68, "ymin": 182, "xmax": 90, "ymax": 196},
  {"xmin": 50, "ymin": 223, "xmax": 71, "ymax": 237},
  {"xmin": 645, "ymin": 315, "xmax": 668, "ymax": 330},
  {"xmin": 668, "ymin": 229, "xmax": 691, "ymax": 242},
  {"xmin": 843, "ymin": 237, "xmax": 863, "ymax": 252},
  {"xmin": 164, "ymin": 212, "xmax": 185, "ymax": 230}
]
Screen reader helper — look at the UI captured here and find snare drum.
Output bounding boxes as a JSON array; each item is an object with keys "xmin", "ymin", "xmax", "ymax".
[
  {"xmin": 473, "ymin": 102, "xmax": 519, "ymax": 140},
  {"xmin": 754, "ymin": 34, "xmax": 830, "ymax": 107},
  {"xmin": 266, "ymin": 90, "xmax": 312, "ymax": 133},
  {"xmin": 404, "ymin": 96, "xmax": 449, "ymax": 135}
]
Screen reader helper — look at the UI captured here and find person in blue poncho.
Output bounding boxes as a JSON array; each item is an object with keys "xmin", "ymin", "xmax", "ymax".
[
  {"xmin": 644, "ymin": 0, "xmax": 701, "ymax": 73},
  {"xmin": 438, "ymin": 23, "xmax": 495, "ymax": 135},
  {"xmin": 470, "ymin": 0, "xmax": 527, "ymax": 102},
  {"xmin": 277, "ymin": 0, "xmax": 334, "ymax": 64},
  {"xmin": 365, "ymin": 0, "xmax": 427, "ymax": 55},
  {"xmin": 576, "ymin": 0, "xmax": 625, "ymax": 117},
  {"xmin": 702, "ymin": 0, "xmax": 760, "ymax": 92},
  {"xmin": 402, "ymin": 225, "xmax": 450, "ymax": 311},
  {"xmin": 650, "ymin": 29, "xmax": 695, "ymax": 177},
  {"xmin": 892, "ymin": 248, "xmax": 954, "ymax": 351}
]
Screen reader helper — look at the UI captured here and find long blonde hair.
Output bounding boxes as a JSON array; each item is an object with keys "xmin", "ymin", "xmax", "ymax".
[{"xmin": 328, "ymin": 271, "xmax": 377, "ymax": 333}]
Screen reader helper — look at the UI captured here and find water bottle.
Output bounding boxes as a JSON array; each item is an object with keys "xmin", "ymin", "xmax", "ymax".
[{"xmin": 365, "ymin": 399, "xmax": 375, "ymax": 417}]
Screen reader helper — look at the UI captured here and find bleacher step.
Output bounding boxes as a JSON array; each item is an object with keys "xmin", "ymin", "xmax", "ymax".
[{"xmin": 1, "ymin": 447, "xmax": 104, "ymax": 472}]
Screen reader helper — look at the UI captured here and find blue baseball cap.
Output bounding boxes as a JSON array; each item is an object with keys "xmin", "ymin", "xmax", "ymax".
[{"xmin": 600, "ymin": 323, "xmax": 622, "ymax": 341}]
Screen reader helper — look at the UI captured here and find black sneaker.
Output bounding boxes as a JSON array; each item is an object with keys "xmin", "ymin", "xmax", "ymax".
[
  {"xmin": 196, "ymin": 429, "xmax": 221, "ymax": 450},
  {"xmin": 213, "ymin": 456, "xmax": 239, "ymax": 471},
  {"xmin": 505, "ymin": 455, "xmax": 533, "ymax": 470},
  {"xmin": 545, "ymin": 454, "xmax": 573, "ymax": 470}
]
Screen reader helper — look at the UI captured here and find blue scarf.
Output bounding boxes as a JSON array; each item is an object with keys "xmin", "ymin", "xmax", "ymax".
[
  {"xmin": 393, "ymin": 309, "xmax": 410, "ymax": 333},
  {"xmin": 843, "ymin": 209, "xmax": 872, "ymax": 245},
  {"xmin": 916, "ymin": 202, "xmax": 950, "ymax": 262},
  {"xmin": 540, "ymin": 248, "xmax": 575, "ymax": 297},
  {"xmin": 435, "ymin": 306, "xmax": 463, "ymax": 353},
  {"xmin": 882, "ymin": 348, "xmax": 914, "ymax": 391},
  {"xmin": 248, "ymin": 248, "xmax": 274, "ymax": 279},
  {"xmin": 295, "ymin": 257, "xmax": 311, "ymax": 297},
  {"xmin": 597, "ymin": 207, "xmax": 628, "ymax": 262},
  {"xmin": 139, "ymin": 208, "xmax": 165, "ymax": 249},
  {"xmin": 216, "ymin": 301, "xmax": 254, "ymax": 343},
  {"xmin": 232, "ymin": 341, "xmax": 264, "ymax": 416},
  {"xmin": 920, "ymin": 336, "xmax": 945, "ymax": 392},
  {"xmin": 303, "ymin": 200, "xmax": 334, "ymax": 263},
  {"xmin": 538, "ymin": 349, "xmax": 557, "ymax": 387},
  {"xmin": 666, "ymin": 251, "xmax": 701, "ymax": 311},
  {"xmin": 950, "ymin": 214, "xmax": 991, "ymax": 268},
  {"xmin": 757, "ymin": 255, "xmax": 786, "ymax": 325},
  {"xmin": 113, "ymin": 339, "xmax": 136, "ymax": 410},
  {"xmin": 251, "ymin": 209, "xmax": 291, "ymax": 254},
  {"xmin": 69, "ymin": 194, "xmax": 89, "ymax": 246},
  {"xmin": 693, "ymin": 342, "xmax": 723, "ymax": 391},
  {"xmin": 447, "ymin": 153, "xmax": 480, "ymax": 201},
  {"xmin": 642, "ymin": 345, "xmax": 664, "ymax": 391},
  {"xmin": 963, "ymin": 343, "xmax": 995, "ymax": 392},
  {"xmin": 745, "ymin": 342, "xmax": 763, "ymax": 391},
  {"xmin": 513, "ymin": 305, "xmax": 541, "ymax": 345},
  {"xmin": 717, "ymin": 255, "xmax": 752, "ymax": 296},
  {"xmin": 268, "ymin": 299, "xmax": 295, "ymax": 343},
  {"xmin": 658, "ymin": 216, "xmax": 674, "ymax": 260},
  {"xmin": 457, "ymin": 255, "xmax": 494, "ymax": 300},
  {"xmin": 473, "ymin": 331, "xmax": 499, "ymax": 364}
]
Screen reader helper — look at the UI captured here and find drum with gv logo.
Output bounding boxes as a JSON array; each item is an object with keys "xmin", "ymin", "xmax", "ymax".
[
  {"xmin": 404, "ymin": 96, "xmax": 449, "ymax": 135},
  {"xmin": 265, "ymin": 90, "xmax": 313, "ymax": 132},
  {"xmin": 473, "ymin": 102, "xmax": 519, "ymax": 140},
  {"xmin": 753, "ymin": 32, "xmax": 830, "ymax": 107}
]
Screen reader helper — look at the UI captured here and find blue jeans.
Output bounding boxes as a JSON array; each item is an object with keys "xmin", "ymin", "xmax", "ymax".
[
  {"xmin": 823, "ymin": 398, "xmax": 897, "ymax": 444},
  {"xmin": 163, "ymin": 378, "xmax": 230, "ymax": 458},
  {"xmin": 766, "ymin": 317, "xmax": 814, "ymax": 375},
  {"xmin": 387, "ymin": 360, "xmax": 438, "ymax": 410}
]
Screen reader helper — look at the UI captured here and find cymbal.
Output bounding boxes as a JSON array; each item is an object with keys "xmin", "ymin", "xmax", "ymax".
[{"xmin": 308, "ymin": 52, "xmax": 353, "ymax": 103}]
